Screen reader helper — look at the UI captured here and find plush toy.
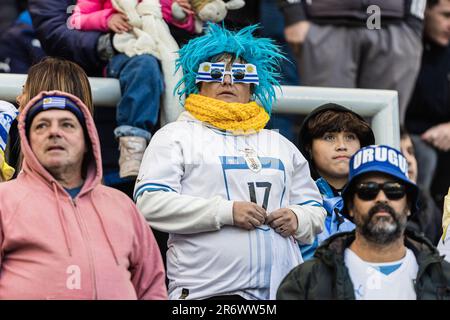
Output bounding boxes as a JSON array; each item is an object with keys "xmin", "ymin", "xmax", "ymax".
[{"xmin": 172, "ymin": 0, "xmax": 245, "ymax": 33}]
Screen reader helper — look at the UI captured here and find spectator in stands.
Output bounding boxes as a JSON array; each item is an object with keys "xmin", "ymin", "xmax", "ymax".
[
  {"xmin": 278, "ymin": 0, "xmax": 425, "ymax": 124},
  {"xmin": 29, "ymin": 0, "xmax": 165, "ymax": 179},
  {"xmin": 134, "ymin": 24, "xmax": 326, "ymax": 300},
  {"xmin": 69, "ymin": 0, "xmax": 182, "ymax": 125},
  {"xmin": 0, "ymin": 10, "xmax": 46, "ymax": 74},
  {"xmin": 438, "ymin": 188, "xmax": 450, "ymax": 262},
  {"xmin": 278, "ymin": 145, "xmax": 450, "ymax": 300},
  {"xmin": 401, "ymin": 126, "xmax": 442, "ymax": 245},
  {"xmin": 297, "ymin": 104, "xmax": 375, "ymax": 260},
  {"xmin": 405, "ymin": 0, "xmax": 450, "ymax": 205},
  {"xmin": 0, "ymin": 90, "xmax": 167, "ymax": 299}
]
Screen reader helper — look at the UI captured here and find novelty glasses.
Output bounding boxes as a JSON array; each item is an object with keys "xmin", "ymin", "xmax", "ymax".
[
  {"xmin": 196, "ymin": 62, "xmax": 259, "ymax": 85},
  {"xmin": 354, "ymin": 181, "xmax": 406, "ymax": 201}
]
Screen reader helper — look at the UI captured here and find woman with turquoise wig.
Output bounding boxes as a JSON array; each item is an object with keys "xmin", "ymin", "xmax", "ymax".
[{"xmin": 134, "ymin": 23, "xmax": 326, "ymax": 300}]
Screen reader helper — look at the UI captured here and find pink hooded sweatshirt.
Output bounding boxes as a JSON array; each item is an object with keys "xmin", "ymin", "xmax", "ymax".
[
  {"xmin": 69, "ymin": 0, "xmax": 195, "ymax": 34},
  {"xmin": 0, "ymin": 90, "xmax": 168, "ymax": 300}
]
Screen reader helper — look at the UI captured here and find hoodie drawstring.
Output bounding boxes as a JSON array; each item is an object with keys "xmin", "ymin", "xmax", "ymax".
[
  {"xmin": 90, "ymin": 192, "xmax": 120, "ymax": 265},
  {"xmin": 52, "ymin": 182, "xmax": 72, "ymax": 257}
]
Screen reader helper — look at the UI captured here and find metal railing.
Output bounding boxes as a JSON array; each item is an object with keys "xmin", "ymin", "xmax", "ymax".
[{"xmin": 0, "ymin": 74, "xmax": 399, "ymax": 147}]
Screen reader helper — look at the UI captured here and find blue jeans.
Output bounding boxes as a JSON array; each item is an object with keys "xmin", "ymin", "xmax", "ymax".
[{"xmin": 107, "ymin": 53, "xmax": 164, "ymax": 141}]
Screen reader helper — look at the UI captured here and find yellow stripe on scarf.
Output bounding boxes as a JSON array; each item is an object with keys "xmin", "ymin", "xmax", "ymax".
[
  {"xmin": 0, "ymin": 149, "xmax": 14, "ymax": 181},
  {"xmin": 185, "ymin": 94, "xmax": 270, "ymax": 134}
]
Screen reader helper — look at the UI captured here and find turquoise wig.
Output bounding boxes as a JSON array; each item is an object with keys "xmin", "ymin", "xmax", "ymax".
[{"xmin": 174, "ymin": 23, "xmax": 286, "ymax": 114}]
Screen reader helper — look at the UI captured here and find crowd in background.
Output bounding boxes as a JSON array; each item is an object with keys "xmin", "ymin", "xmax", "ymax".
[{"xmin": 0, "ymin": 0, "xmax": 449, "ymax": 300}]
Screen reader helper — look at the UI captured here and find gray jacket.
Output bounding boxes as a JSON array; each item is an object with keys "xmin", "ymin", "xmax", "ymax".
[{"xmin": 278, "ymin": 0, "xmax": 424, "ymax": 34}]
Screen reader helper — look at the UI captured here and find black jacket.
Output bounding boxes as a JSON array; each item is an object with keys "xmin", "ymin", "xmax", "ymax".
[
  {"xmin": 277, "ymin": 0, "xmax": 423, "ymax": 35},
  {"xmin": 277, "ymin": 229, "xmax": 450, "ymax": 300},
  {"xmin": 405, "ymin": 40, "xmax": 450, "ymax": 135},
  {"xmin": 408, "ymin": 189, "xmax": 443, "ymax": 246},
  {"xmin": 0, "ymin": 15, "xmax": 46, "ymax": 74},
  {"xmin": 29, "ymin": 0, "xmax": 105, "ymax": 76}
]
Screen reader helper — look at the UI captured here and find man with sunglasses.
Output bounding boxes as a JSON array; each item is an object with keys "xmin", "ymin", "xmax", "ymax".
[{"xmin": 278, "ymin": 145, "xmax": 450, "ymax": 300}]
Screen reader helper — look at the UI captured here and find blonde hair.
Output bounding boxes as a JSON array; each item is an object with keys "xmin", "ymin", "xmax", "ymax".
[{"xmin": 19, "ymin": 57, "xmax": 93, "ymax": 114}]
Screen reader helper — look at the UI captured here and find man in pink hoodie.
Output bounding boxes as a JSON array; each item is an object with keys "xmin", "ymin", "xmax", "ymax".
[{"xmin": 0, "ymin": 90, "xmax": 167, "ymax": 300}]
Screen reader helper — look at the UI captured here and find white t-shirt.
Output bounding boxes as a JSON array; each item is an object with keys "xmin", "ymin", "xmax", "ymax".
[
  {"xmin": 344, "ymin": 248, "xmax": 419, "ymax": 300},
  {"xmin": 135, "ymin": 113, "xmax": 323, "ymax": 300}
]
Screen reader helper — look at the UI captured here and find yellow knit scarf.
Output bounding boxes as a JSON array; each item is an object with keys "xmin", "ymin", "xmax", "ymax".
[{"xmin": 185, "ymin": 94, "xmax": 270, "ymax": 134}]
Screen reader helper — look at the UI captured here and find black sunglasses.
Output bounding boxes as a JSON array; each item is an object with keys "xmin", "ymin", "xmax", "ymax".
[{"xmin": 354, "ymin": 181, "xmax": 406, "ymax": 201}]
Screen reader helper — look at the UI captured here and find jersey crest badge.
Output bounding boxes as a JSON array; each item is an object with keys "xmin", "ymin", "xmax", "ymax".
[{"xmin": 241, "ymin": 148, "xmax": 262, "ymax": 173}]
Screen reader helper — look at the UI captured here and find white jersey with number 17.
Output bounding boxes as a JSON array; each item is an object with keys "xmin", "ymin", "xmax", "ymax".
[{"xmin": 134, "ymin": 112, "xmax": 324, "ymax": 300}]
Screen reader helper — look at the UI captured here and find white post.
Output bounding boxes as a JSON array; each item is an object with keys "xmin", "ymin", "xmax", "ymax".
[
  {"xmin": 0, "ymin": 74, "xmax": 121, "ymax": 107},
  {"xmin": 272, "ymin": 86, "xmax": 400, "ymax": 148}
]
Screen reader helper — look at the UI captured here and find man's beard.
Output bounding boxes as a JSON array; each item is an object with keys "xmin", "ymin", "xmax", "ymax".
[{"xmin": 357, "ymin": 203, "xmax": 408, "ymax": 245}]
